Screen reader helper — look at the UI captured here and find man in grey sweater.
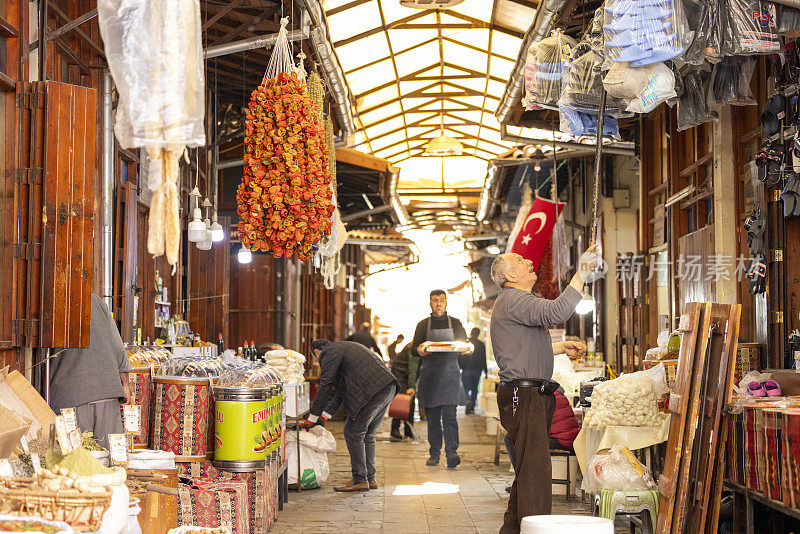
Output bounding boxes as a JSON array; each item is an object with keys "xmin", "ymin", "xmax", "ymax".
[
  {"xmin": 490, "ymin": 245, "xmax": 598, "ymax": 533},
  {"xmin": 49, "ymin": 294, "xmax": 131, "ymax": 448}
]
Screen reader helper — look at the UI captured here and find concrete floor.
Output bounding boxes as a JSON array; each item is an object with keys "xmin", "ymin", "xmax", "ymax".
[{"xmin": 276, "ymin": 411, "xmax": 630, "ymax": 533}]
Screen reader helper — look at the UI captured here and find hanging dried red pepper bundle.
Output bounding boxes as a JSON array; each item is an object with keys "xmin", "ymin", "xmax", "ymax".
[{"xmin": 236, "ymin": 20, "xmax": 333, "ymax": 260}]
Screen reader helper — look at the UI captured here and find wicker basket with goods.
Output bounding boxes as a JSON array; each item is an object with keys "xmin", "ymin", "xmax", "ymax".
[{"xmin": 0, "ymin": 476, "xmax": 112, "ymax": 532}]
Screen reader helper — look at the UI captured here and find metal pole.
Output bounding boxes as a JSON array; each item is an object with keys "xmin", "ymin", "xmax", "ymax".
[
  {"xmin": 590, "ymin": 91, "xmax": 607, "ymax": 247},
  {"xmin": 340, "ymin": 204, "xmax": 393, "ymax": 222},
  {"xmin": 204, "ymin": 27, "xmax": 308, "ymax": 59},
  {"xmin": 38, "ymin": 0, "xmax": 47, "ymax": 81},
  {"xmin": 102, "ymin": 71, "xmax": 114, "ymax": 310}
]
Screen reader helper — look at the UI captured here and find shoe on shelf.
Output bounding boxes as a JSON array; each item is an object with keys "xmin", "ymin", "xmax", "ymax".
[
  {"xmin": 334, "ymin": 480, "xmax": 370, "ymax": 492},
  {"xmin": 368, "ymin": 480, "xmax": 378, "ymax": 490},
  {"xmin": 390, "ymin": 430, "xmax": 403, "ymax": 442},
  {"xmin": 426, "ymin": 455, "xmax": 440, "ymax": 466},
  {"xmin": 447, "ymin": 455, "xmax": 461, "ymax": 469}
]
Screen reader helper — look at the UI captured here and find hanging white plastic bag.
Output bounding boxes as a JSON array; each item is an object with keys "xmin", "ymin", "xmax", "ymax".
[
  {"xmin": 285, "ymin": 426, "xmax": 337, "ymax": 488},
  {"xmin": 97, "ymin": 0, "xmax": 206, "ymax": 149},
  {"xmin": 626, "ymin": 62, "xmax": 677, "ymax": 114},
  {"xmin": 581, "ymin": 445, "xmax": 656, "ymax": 493}
]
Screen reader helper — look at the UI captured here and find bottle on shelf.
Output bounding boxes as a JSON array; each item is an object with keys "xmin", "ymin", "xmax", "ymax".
[
  {"xmin": 217, "ymin": 332, "xmax": 224, "ymax": 354},
  {"xmin": 237, "ymin": 346, "xmax": 244, "ymax": 358},
  {"xmin": 250, "ymin": 340, "xmax": 257, "ymax": 361}
]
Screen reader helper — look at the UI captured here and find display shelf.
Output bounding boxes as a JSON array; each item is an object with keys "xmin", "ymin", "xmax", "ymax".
[{"xmin": 724, "ymin": 479, "xmax": 800, "ymax": 522}]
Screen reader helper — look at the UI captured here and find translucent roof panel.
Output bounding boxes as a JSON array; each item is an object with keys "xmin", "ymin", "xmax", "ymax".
[{"xmin": 326, "ymin": 0, "xmax": 527, "ymax": 174}]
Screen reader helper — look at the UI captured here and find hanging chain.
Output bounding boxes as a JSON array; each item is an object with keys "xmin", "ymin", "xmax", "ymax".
[{"xmin": 590, "ymin": 90, "xmax": 607, "ymax": 247}]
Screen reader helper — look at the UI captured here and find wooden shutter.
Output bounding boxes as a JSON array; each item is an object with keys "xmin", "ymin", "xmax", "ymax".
[{"xmin": 13, "ymin": 80, "xmax": 96, "ymax": 348}]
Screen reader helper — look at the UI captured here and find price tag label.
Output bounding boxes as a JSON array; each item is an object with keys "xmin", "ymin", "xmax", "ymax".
[
  {"xmin": 54, "ymin": 416, "xmax": 74, "ymax": 455},
  {"xmin": 108, "ymin": 434, "xmax": 129, "ymax": 466},
  {"xmin": 30, "ymin": 453, "xmax": 41, "ymax": 474},
  {"xmin": 61, "ymin": 408, "xmax": 78, "ymax": 434},
  {"xmin": 0, "ymin": 458, "xmax": 13, "ymax": 477},
  {"xmin": 69, "ymin": 429, "xmax": 82, "ymax": 450},
  {"xmin": 19, "ymin": 435, "xmax": 30, "ymax": 455},
  {"xmin": 123, "ymin": 405, "xmax": 141, "ymax": 435}
]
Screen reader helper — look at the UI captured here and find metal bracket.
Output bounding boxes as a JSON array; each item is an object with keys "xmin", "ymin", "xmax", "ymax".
[
  {"xmin": 12, "ymin": 319, "xmax": 38, "ymax": 337},
  {"xmin": 773, "ymin": 311, "xmax": 784, "ymax": 324},
  {"xmin": 12, "ymin": 242, "xmax": 41, "ymax": 260},
  {"xmin": 771, "ymin": 249, "xmax": 783, "ymax": 262},
  {"xmin": 16, "ymin": 91, "xmax": 43, "ymax": 109},
  {"xmin": 14, "ymin": 167, "xmax": 43, "ymax": 184}
]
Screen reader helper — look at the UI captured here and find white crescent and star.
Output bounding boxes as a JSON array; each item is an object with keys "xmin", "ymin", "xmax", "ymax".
[
  {"xmin": 523, "ymin": 212, "xmax": 547, "ymax": 235},
  {"xmin": 521, "ymin": 234, "xmax": 531, "ymax": 245}
]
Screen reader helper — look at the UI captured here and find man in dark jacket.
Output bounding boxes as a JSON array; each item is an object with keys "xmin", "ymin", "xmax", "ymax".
[
  {"xmin": 346, "ymin": 322, "xmax": 384, "ymax": 358},
  {"xmin": 459, "ymin": 327, "xmax": 488, "ymax": 414},
  {"xmin": 302, "ymin": 339, "xmax": 399, "ymax": 492}
]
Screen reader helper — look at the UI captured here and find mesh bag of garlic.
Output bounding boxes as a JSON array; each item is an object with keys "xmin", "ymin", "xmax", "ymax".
[{"xmin": 584, "ymin": 369, "xmax": 668, "ymax": 428}]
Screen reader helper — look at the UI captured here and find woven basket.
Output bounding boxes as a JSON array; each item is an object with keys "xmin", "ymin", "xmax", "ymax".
[{"xmin": 0, "ymin": 482, "xmax": 112, "ymax": 532}]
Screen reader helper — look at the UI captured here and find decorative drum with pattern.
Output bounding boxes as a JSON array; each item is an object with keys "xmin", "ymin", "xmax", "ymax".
[
  {"xmin": 128, "ymin": 366, "xmax": 152, "ymax": 449},
  {"xmin": 151, "ymin": 375, "xmax": 211, "ymax": 462}
]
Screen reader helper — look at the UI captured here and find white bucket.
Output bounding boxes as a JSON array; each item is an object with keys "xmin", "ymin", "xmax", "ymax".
[{"xmin": 520, "ymin": 515, "xmax": 614, "ymax": 534}]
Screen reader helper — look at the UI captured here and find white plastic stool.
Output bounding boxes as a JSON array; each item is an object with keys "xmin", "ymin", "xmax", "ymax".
[{"xmin": 521, "ymin": 515, "xmax": 614, "ymax": 534}]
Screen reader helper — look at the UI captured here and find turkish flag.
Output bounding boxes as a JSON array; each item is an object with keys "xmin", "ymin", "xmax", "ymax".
[{"xmin": 510, "ymin": 196, "xmax": 564, "ymax": 272}]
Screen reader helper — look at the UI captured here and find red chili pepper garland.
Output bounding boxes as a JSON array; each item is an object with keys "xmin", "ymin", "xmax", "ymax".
[{"xmin": 236, "ymin": 71, "xmax": 334, "ymax": 260}]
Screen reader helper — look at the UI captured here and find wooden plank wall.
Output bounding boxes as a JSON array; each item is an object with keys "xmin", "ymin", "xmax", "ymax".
[
  {"xmin": 229, "ymin": 253, "xmax": 278, "ymax": 350},
  {"xmin": 299, "ymin": 261, "xmax": 335, "ymax": 356},
  {"xmin": 187, "ymin": 217, "xmax": 231, "ymax": 345}
]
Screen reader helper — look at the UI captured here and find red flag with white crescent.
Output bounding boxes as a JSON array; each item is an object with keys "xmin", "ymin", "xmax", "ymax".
[{"xmin": 510, "ymin": 196, "xmax": 564, "ymax": 272}]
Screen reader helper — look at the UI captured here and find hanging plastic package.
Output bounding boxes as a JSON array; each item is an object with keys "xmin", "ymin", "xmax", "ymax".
[
  {"xmin": 777, "ymin": 5, "xmax": 800, "ymax": 34},
  {"xmin": 524, "ymin": 30, "xmax": 576, "ymax": 109},
  {"xmin": 719, "ymin": 0, "xmax": 779, "ymax": 56},
  {"xmin": 559, "ymin": 107, "xmax": 620, "ymax": 139},
  {"xmin": 602, "ymin": 0, "xmax": 693, "ymax": 69},
  {"xmin": 560, "ymin": 40, "xmax": 623, "ymax": 116},
  {"xmin": 677, "ymin": 64, "xmax": 719, "ymax": 131},
  {"xmin": 97, "ymin": 0, "xmax": 206, "ymax": 266},
  {"xmin": 626, "ymin": 62, "xmax": 677, "ymax": 114},
  {"xmin": 711, "ymin": 56, "xmax": 757, "ymax": 106}
]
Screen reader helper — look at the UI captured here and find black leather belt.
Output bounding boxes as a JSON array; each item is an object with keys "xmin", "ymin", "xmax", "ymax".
[{"xmin": 499, "ymin": 379, "xmax": 559, "ymax": 394}]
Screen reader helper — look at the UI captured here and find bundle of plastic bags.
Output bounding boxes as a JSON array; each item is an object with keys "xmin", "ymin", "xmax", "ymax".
[
  {"xmin": 583, "ymin": 365, "xmax": 668, "ymax": 428},
  {"xmin": 581, "ymin": 445, "xmax": 656, "ymax": 492},
  {"xmin": 264, "ymin": 349, "xmax": 307, "ymax": 384}
]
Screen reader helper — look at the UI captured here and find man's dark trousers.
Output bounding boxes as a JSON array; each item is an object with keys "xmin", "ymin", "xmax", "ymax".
[
  {"xmin": 461, "ymin": 369, "xmax": 481, "ymax": 410},
  {"xmin": 425, "ymin": 404, "xmax": 458, "ymax": 459},
  {"xmin": 343, "ymin": 383, "xmax": 397, "ymax": 484},
  {"xmin": 497, "ymin": 385, "xmax": 556, "ymax": 533}
]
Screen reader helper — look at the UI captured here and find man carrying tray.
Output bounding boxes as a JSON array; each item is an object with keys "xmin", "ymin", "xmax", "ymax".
[{"xmin": 410, "ymin": 289, "xmax": 472, "ymax": 469}]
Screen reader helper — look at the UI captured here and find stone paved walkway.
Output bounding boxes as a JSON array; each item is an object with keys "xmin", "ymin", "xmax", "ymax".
[{"xmin": 276, "ymin": 412, "xmax": 626, "ymax": 533}]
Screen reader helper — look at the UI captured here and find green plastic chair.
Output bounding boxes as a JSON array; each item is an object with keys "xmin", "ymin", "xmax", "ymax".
[{"xmin": 598, "ymin": 489, "xmax": 659, "ymax": 533}]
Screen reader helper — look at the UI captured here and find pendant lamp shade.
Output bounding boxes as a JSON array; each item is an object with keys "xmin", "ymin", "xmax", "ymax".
[{"xmin": 424, "ymin": 134, "xmax": 463, "ymax": 156}]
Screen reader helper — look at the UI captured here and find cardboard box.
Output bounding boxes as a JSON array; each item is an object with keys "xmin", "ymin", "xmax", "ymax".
[
  {"xmin": 0, "ymin": 367, "xmax": 56, "ymax": 442},
  {"xmin": 0, "ymin": 402, "xmax": 31, "ymax": 458}
]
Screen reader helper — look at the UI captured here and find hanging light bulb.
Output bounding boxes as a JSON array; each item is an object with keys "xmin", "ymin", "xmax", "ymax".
[
  {"xmin": 238, "ymin": 246, "xmax": 252, "ymax": 264},
  {"xmin": 575, "ymin": 291, "xmax": 596, "ymax": 315},
  {"xmin": 187, "ymin": 187, "xmax": 205, "ymax": 242},
  {"xmin": 197, "ymin": 216, "xmax": 212, "ymax": 251},
  {"xmin": 530, "ymin": 147, "xmax": 546, "ymax": 172},
  {"xmin": 210, "ymin": 211, "xmax": 224, "ymax": 242}
]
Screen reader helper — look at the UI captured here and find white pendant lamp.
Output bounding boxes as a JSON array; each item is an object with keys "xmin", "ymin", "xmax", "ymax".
[
  {"xmin": 210, "ymin": 211, "xmax": 224, "ymax": 242},
  {"xmin": 196, "ymin": 198, "xmax": 213, "ymax": 250},
  {"xmin": 238, "ymin": 246, "xmax": 252, "ymax": 264},
  {"xmin": 187, "ymin": 187, "xmax": 205, "ymax": 242}
]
